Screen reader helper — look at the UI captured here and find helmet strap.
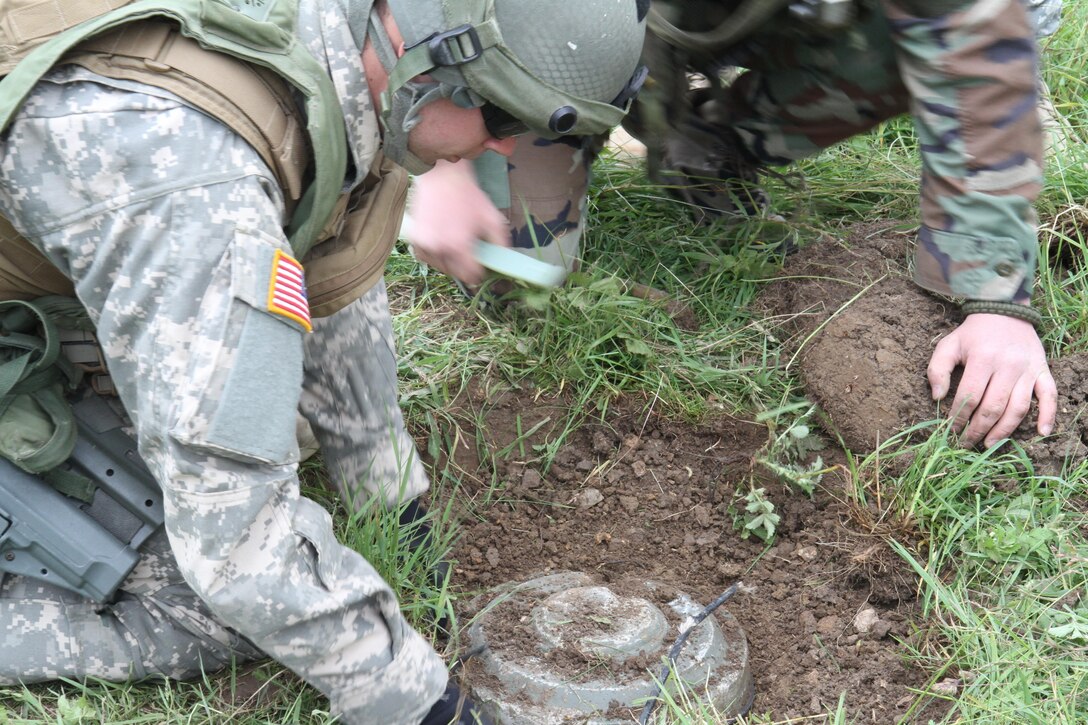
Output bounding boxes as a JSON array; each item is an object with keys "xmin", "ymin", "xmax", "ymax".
[
  {"xmin": 367, "ymin": 6, "xmax": 401, "ymax": 71},
  {"xmin": 385, "ymin": 78, "xmax": 459, "ymax": 174},
  {"xmin": 346, "ymin": 0, "xmax": 377, "ymax": 51},
  {"xmin": 367, "ymin": 7, "xmax": 458, "ymax": 174}
]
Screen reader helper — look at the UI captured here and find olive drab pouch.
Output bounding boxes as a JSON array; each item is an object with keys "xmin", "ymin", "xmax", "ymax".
[
  {"xmin": 302, "ymin": 152, "xmax": 410, "ymax": 318},
  {"xmin": 0, "ymin": 216, "xmax": 76, "ymax": 302},
  {"xmin": 0, "ymin": 298, "xmax": 84, "ymax": 473}
]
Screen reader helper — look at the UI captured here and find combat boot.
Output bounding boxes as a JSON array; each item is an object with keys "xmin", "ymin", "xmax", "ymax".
[
  {"xmin": 420, "ymin": 681, "xmax": 494, "ymax": 725},
  {"xmin": 658, "ymin": 123, "xmax": 770, "ymax": 223},
  {"xmin": 399, "ymin": 498, "xmax": 450, "ymax": 578}
]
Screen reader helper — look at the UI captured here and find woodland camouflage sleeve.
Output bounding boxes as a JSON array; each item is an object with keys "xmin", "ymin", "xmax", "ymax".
[{"xmin": 882, "ymin": 0, "xmax": 1043, "ymax": 303}]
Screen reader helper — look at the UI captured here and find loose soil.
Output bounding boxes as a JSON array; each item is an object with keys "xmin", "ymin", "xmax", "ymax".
[
  {"xmin": 422, "ymin": 222, "xmax": 1087, "ymax": 723},
  {"xmin": 756, "ymin": 221, "xmax": 1088, "ymax": 473}
]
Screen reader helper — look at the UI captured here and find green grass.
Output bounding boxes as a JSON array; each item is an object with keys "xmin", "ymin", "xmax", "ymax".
[
  {"xmin": 3, "ymin": 5, "xmax": 1088, "ymax": 723},
  {"xmin": 844, "ymin": 425, "xmax": 1088, "ymax": 724}
]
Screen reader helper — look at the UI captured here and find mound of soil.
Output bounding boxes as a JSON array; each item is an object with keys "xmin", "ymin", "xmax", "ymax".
[{"xmin": 756, "ymin": 222, "xmax": 1088, "ymax": 473}]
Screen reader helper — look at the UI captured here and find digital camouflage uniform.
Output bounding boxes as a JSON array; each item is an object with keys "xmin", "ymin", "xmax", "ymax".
[
  {"xmin": 1026, "ymin": 0, "xmax": 1062, "ymax": 37},
  {"xmin": 501, "ymin": 0, "xmax": 1048, "ymax": 306},
  {"xmin": 0, "ymin": 0, "xmax": 445, "ymax": 723},
  {"xmin": 1024, "ymin": 0, "xmax": 1071, "ymax": 155}
]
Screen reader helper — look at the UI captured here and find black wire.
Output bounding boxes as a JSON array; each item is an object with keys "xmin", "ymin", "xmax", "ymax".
[
  {"xmin": 451, "ymin": 643, "xmax": 488, "ymax": 674},
  {"xmin": 637, "ymin": 582, "xmax": 741, "ymax": 725}
]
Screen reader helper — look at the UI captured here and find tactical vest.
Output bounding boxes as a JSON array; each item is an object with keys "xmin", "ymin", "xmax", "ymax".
[{"xmin": 0, "ymin": 0, "xmax": 409, "ymax": 319}]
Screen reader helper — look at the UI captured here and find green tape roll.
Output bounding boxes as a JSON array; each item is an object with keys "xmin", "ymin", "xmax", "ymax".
[{"xmin": 474, "ymin": 242, "xmax": 568, "ymax": 288}]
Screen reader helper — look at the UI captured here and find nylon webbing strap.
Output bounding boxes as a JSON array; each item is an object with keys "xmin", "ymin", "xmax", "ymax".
[
  {"xmin": 0, "ymin": 299, "xmax": 81, "ymax": 400},
  {"xmin": 44, "ymin": 468, "xmax": 97, "ymax": 503},
  {"xmin": 0, "ymin": 0, "xmax": 131, "ymax": 69},
  {"xmin": 647, "ymin": 0, "xmax": 793, "ymax": 53},
  {"xmin": 0, "ymin": 300, "xmax": 61, "ymax": 401},
  {"xmin": 28, "ymin": 296, "xmax": 94, "ymax": 333},
  {"xmin": 0, "ymin": 298, "xmax": 83, "ymax": 472},
  {"xmin": 0, "ymin": 334, "xmax": 36, "ymax": 406}
]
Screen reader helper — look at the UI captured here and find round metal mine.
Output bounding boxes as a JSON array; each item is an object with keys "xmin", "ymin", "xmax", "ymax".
[{"xmin": 466, "ymin": 571, "xmax": 754, "ymax": 724}]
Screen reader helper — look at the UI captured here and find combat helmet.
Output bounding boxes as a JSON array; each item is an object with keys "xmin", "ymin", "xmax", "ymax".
[{"xmin": 370, "ymin": 0, "xmax": 650, "ymax": 173}]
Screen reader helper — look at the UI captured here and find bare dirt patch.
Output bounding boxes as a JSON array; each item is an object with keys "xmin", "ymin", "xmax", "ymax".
[{"xmin": 431, "ymin": 384, "xmax": 944, "ymax": 722}]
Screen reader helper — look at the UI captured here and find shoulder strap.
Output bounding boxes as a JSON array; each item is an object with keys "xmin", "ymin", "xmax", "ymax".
[{"xmin": 647, "ymin": 0, "xmax": 793, "ymax": 53}]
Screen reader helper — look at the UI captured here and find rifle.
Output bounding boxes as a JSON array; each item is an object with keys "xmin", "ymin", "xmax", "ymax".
[{"xmin": 0, "ymin": 393, "xmax": 163, "ymax": 602}]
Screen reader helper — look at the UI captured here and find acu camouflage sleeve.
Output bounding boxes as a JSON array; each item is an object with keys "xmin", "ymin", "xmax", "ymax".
[{"xmin": 883, "ymin": 0, "xmax": 1043, "ymax": 303}]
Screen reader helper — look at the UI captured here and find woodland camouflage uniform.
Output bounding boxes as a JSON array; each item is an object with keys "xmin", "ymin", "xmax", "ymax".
[
  {"xmin": 502, "ymin": 0, "xmax": 1052, "ymax": 307},
  {"xmin": 0, "ymin": 1, "xmax": 444, "ymax": 723}
]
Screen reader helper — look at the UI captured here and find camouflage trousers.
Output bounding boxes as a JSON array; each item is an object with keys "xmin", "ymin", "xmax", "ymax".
[
  {"xmin": 0, "ymin": 72, "xmax": 443, "ymax": 725},
  {"xmin": 472, "ymin": 137, "xmax": 596, "ymax": 275}
]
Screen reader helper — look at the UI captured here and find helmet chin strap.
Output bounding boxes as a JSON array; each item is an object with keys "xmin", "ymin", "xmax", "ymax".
[
  {"xmin": 367, "ymin": 8, "xmax": 454, "ymax": 175},
  {"xmin": 384, "ymin": 79, "xmax": 458, "ymax": 175}
]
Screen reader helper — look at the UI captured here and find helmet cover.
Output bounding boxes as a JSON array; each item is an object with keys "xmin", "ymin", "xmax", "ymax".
[{"xmin": 386, "ymin": 0, "xmax": 649, "ymax": 139}]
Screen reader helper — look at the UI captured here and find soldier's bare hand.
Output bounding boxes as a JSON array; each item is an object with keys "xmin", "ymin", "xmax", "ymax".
[
  {"xmin": 406, "ymin": 159, "xmax": 511, "ymax": 285},
  {"xmin": 927, "ymin": 313, "xmax": 1056, "ymax": 448}
]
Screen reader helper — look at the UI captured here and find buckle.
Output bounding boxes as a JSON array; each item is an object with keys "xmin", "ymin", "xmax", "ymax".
[{"xmin": 422, "ymin": 24, "xmax": 483, "ymax": 66}]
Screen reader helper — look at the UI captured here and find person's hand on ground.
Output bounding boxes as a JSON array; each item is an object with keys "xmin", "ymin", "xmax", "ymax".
[
  {"xmin": 406, "ymin": 159, "xmax": 510, "ymax": 285},
  {"xmin": 928, "ymin": 313, "xmax": 1057, "ymax": 448}
]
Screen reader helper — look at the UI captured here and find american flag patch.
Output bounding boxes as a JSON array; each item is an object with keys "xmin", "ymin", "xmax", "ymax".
[{"xmin": 267, "ymin": 250, "xmax": 312, "ymax": 332}]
